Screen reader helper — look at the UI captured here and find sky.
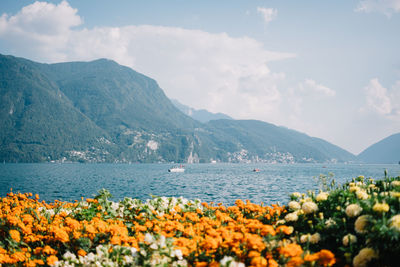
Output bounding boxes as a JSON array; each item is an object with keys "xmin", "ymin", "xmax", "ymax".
[{"xmin": 0, "ymin": 0, "xmax": 399, "ymax": 154}]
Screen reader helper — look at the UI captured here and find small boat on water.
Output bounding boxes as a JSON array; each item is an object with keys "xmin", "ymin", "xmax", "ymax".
[
  {"xmin": 168, "ymin": 165, "xmax": 185, "ymax": 173},
  {"xmin": 253, "ymin": 168, "xmax": 260, "ymax": 172}
]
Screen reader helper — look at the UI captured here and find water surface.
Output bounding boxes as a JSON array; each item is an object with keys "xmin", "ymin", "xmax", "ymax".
[{"xmin": 1, "ymin": 163, "xmax": 399, "ymax": 205}]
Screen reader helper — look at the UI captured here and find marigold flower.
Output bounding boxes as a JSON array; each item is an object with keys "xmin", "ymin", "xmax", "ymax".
[
  {"xmin": 9, "ymin": 229, "xmax": 21, "ymax": 242},
  {"xmin": 345, "ymin": 204, "xmax": 362, "ymax": 218},
  {"xmin": 355, "ymin": 215, "xmax": 371, "ymax": 234},
  {"xmin": 318, "ymin": 250, "xmax": 336, "ymax": 266},
  {"xmin": 46, "ymin": 255, "xmax": 58, "ymax": 266},
  {"xmin": 278, "ymin": 243, "xmax": 303, "ymax": 258},
  {"xmin": 42, "ymin": 245, "xmax": 57, "ymax": 255},
  {"xmin": 276, "ymin": 225, "xmax": 293, "ymax": 235},
  {"xmin": 353, "ymin": 248, "xmax": 378, "ymax": 267},
  {"xmin": 77, "ymin": 249, "xmax": 87, "ymax": 257},
  {"xmin": 301, "ymin": 201, "xmax": 318, "ymax": 214},
  {"xmin": 391, "ymin": 180, "xmax": 400, "ymax": 187},
  {"xmin": 287, "ymin": 256, "xmax": 304, "ymax": 267},
  {"xmin": 389, "ymin": 214, "xmax": 400, "ymax": 231},
  {"xmin": 284, "ymin": 212, "xmax": 298, "ymax": 222},
  {"xmin": 310, "ymin": 233, "xmax": 321, "ymax": 244},
  {"xmin": 291, "ymin": 192, "xmax": 301, "ymax": 199},
  {"xmin": 316, "ymin": 192, "xmax": 329, "ymax": 202},
  {"xmin": 356, "ymin": 190, "xmax": 369, "ymax": 200},
  {"xmin": 372, "ymin": 202, "xmax": 389, "ymax": 213},
  {"xmin": 304, "ymin": 252, "xmax": 320, "ymax": 262},
  {"xmin": 342, "ymin": 234, "xmax": 357, "ymax": 246},
  {"xmin": 288, "ymin": 201, "xmax": 301, "ymax": 210}
]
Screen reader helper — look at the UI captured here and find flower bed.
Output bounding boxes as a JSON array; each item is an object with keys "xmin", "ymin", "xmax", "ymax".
[{"xmin": 0, "ymin": 175, "xmax": 399, "ymax": 266}]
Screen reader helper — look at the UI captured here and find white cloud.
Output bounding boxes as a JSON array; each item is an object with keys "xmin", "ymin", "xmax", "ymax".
[
  {"xmin": 363, "ymin": 78, "xmax": 400, "ymax": 117},
  {"xmin": 257, "ymin": 7, "xmax": 278, "ymax": 24},
  {"xmin": 356, "ymin": 0, "xmax": 400, "ymax": 16},
  {"xmin": 0, "ymin": 1, "xmax": 295, "ymax": 123},
  {"xmin": 298, "ymin": 79, "xmax": 336, "ymax": 97}
]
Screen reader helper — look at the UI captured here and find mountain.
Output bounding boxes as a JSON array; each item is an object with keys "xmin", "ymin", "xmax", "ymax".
[
  {"xmin": 358, "ymin": 133, "xmax": 400, "ymax": 164},
  {"xmin": 200, "ymin": 120, "xmax": 355, "ymax": 163},
  {"xmin": 171, "ymin": 99, "xmax": 232, "ymax": 123},
  {"xmin": 0, "ymin": 54, "xmax": 356, "ymax": 163}
]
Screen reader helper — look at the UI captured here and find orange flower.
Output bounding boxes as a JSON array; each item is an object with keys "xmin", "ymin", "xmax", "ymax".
[
  {"xmin": 287, "ymin": 256, "xmax": 304, "ymax": 267},
  {"xmin": 317, "ymin": 249, "xmax": 336, "ymax": 266},
  {"xmin": 10, "ymin": 251, "xmax": 26, "ymax": 263},
  {"xmin": 250, "ymin": 256, "xmax": 267, "ymax": 267},
  {"xmin": 278, "ymin": 243, "xmax": 303, "ymax": 258},
  {"xmin": 77, "ymin": 249, "xmax": 87, "ymax": 257},
  {"xmin": 267, "ymin": 259, "xmax": 278, "ymax": 267},
  {"xmin": 260, "ymin": 225, "xmax": 275, "ymax": 236},
  {"xmin": 304, "ymin": 252, "xmax": 320, "ymax": 262},
  {"xmin": 42, "ymin": 246, "xmax": 57, "ymax": 255},
  {"xmin": 9, "ymin": 229, "xmax": 21, "ymax": 242},
  {"xmin": 46, "ymin": 255, "xmax": 58, "ymax": 266},
  {"xmin": 275, "ymin": 225, "xmax": 293, "ymax": 235}
]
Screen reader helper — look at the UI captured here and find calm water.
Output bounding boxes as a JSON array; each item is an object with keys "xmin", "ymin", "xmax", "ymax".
[{"xmin": 1, "ymin": 163, "xmax": 400, "ymax": 205}]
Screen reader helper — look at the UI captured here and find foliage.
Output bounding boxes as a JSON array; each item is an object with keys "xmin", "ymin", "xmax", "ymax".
[{"xmin": 282, "ymin": 175, "xmax": 400, "ymax": 267}]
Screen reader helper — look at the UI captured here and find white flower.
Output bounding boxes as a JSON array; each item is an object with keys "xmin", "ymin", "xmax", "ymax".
[
  {"xmin": 301, "ymin": 201, "xmax": 318, "ymax": 214},
  {"xmin": 63, "ymin": 251, "xmax": 77, "ymax": 261},
  {"xmin": 342, "ymin": 234, "xmax": 357, "ymax": 246},
  {"xmin": 144, "ymin": 233, "xmax": 154, "ymax": 243},
  {"xmin": 123, "ymin": 255, "xmax": 134, "ymax": 264},
  {"xmin": 174, "ymin": 249, "xmax": 183, "ymax": 260},
  {"xmin": 288, "ymin": 201, "xmax": 301, "ymax": 210},
  {"xmin": 316, "ymin": 192, "xmax": 329, "ymax": 201},
  {"xmin": 284, "ymin": 212, "xmax": 298, "ymax": 222},
  {"xmin": 353, "ymin": 248, "xmax": 378, "ymax": 267},
  {"xmin": 220, "ymin": 256, "xmax": 245, "ymax": 267},
  {"xmin": 150, "ymin": 243, "xmax": 158, "ymax": 250},
  {"xmin": 345, "ymin": 204, "xmax": 363, "ymax": 218}
]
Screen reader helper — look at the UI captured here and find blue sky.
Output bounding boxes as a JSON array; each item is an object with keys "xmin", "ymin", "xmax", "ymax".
[{"xmin": 0, "ymin": 0, "xmax": 399, "ymax": 154}]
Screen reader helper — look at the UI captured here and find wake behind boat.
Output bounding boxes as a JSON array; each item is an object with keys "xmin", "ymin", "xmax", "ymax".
[{"xmin": 168, "ymin": 165, "xmax": 185, "ymax": 173}]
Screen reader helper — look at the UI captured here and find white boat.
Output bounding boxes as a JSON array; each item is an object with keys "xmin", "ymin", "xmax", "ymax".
[{"xmin": 168, "ymin": 165, "xmax": 185, "ymax": 172}]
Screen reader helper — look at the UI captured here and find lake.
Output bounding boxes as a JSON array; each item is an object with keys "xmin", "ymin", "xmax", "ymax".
[{"xmin": 1, "ymin": 163, "xmax": 399, "ymax": 205}]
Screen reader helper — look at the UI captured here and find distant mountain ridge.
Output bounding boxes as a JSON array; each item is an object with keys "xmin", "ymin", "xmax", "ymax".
[
  {"xmin": 171, "ymin": 99, "xmax": 233, "ymax": 123},
  {"xmin": 358, "ymin": 133, "xmax": 400, "ymax": 164},
  {"xmin": 0, "ymin": 54, "xmax": 355, "ymax": 163}
]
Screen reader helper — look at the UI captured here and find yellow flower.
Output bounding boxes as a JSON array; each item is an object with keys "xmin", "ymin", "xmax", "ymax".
[
  {"xmin": 288, "ymin": 201, "xmax": 301, "ymax": 210},
  {"xmin": 353, "ymin": 248, "xmax": 378, "ymax": 267},
  {"xmin": 372, "ymin": 202, "xmax": 389, "ymax": 213},
  {"xmin": 356, "ymin": 190, "xmax": 369, "ymax": 200},
  {"xmin": 284, "ymin": 212, "xmax": 298, "ymax": 222},
  {"xmin": 342, "ymin": 234, "xmax": 357, "ymax": 246},
  {"xmin": 389, "ymin": 214, "xmax": 400, "ymax": 231},
  {"xmin": 355, "ymin": 215, "xmax": 371, "ymax": 234},
  {"xmin": 302, "ymin": 201, "xmax": 318, "ymax": 214},
  {"xmin": 310, "ymin": 233, "xmax": 321, "ymax": 244},
  {"xmin": 9, "ymin": 229, "xmax": 21, "ymax": 243},
  {"xmin": 316, "ymin": 192, "xmax": 329, "ymax": 202},
  {"xmin": 291, "ymin": 192, "xmax": 301, "ymax": 199},
  {"xmin": 300, "ymin": 234, "xmax": 311, "ymax": 243},
  {"xmin": 345, "ymin": 204, "xmax": 362, "ymax": 218},
  {"xmin": 391, "ymin": 180, "xmax": 400, "ymax": 187}
]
